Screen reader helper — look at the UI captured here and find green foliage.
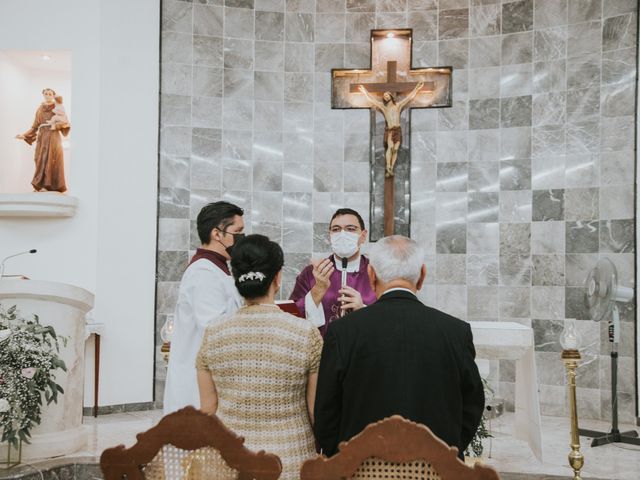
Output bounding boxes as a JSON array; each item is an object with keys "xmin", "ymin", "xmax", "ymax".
[
  {"xmin": 0, "ymin": 305, "xmax": 67, "ymax": 449},
  {"xmin": 465, "ymin": 377, "xmax": 494, "ymax": 458}
]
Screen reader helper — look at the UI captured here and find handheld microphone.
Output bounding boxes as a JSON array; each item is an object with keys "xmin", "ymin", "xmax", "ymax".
[
  {"xmin": 0, "ymin": 249, "xmax": 37, "ymax": 279},
  {"xmin": 340, "ymin": 257, "xmax": 348, "ymax": 317}
]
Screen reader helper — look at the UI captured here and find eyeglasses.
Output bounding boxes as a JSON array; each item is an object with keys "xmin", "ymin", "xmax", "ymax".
[{"xmin": 329, "ymin": 225, "xmax": 361, "ymax": 234}]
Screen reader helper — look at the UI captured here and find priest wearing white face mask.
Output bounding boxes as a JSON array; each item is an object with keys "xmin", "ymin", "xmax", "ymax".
[{"xmin": 289, "ymin": 208, "xmax": 377, "ymax": 336}]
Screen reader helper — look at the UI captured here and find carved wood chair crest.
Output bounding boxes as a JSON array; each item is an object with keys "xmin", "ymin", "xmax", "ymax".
[
  {"xmin": 100, "ymin": 406, "xmax": 282, "ymax": 480},
  {"xmin": 301, "ymin": 415, "xmax": 500, "ymax": 480}
]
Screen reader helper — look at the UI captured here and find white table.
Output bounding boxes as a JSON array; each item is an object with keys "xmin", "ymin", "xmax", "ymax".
[{"xmin": 471, "ymin": 321, "xmax": 544, "ymax": 462}]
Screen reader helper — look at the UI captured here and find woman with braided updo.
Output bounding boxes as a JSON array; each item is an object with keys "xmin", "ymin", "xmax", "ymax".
[{"xmin": 196, "ymin": 234, "xmax": 323, "ymax": 479}]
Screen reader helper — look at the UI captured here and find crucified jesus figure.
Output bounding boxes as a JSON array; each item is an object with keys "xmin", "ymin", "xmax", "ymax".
[{"xmin": 359, "ymin": 82, "xmax": 424, "ymax": 177}]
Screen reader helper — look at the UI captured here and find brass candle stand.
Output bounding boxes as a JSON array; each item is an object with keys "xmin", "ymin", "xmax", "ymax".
[{"xmin": 561, "ymin": 348, "xmax": 584, "ymax": 480}]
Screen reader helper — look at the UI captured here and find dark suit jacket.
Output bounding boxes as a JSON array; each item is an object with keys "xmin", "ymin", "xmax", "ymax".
[{"xmin": 314, "ymin": 290, "xmax": 485, "ymax": 457}]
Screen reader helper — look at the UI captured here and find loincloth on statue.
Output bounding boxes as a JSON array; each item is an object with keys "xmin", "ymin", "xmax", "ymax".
[{"xmin": 384, "ymin": 125, "xmax": 402, "ymax": 147}]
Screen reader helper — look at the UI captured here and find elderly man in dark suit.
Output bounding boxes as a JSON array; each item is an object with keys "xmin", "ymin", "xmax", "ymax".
[{"xmin": 314, "ymin": 235, "xmax": 485, "ymax": 458}]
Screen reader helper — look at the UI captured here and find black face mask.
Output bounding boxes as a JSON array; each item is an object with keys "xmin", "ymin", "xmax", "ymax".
[{"xmin": 220, "ymin": 231, "xmax": 245, "ymax": 256}]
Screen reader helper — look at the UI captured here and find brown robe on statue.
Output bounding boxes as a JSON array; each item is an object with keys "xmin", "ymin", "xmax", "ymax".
[{"xmin": 21, "ymin": 103, "xmax": 70, "ymax": 193}]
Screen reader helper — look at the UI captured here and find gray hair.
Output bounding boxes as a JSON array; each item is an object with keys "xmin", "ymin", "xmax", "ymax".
[{"xmin": 368, "ymin": 235, "xmax": 425, "ymax": 284}]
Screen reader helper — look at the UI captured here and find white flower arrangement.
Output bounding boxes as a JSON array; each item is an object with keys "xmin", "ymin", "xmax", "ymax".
[
  {"xmin": 0, "ymin": 305, "xmax": 67, "ymax": 449},
  {"xmin": 238, "ymin": 271, "xmax": 266, "ymax": 283}
]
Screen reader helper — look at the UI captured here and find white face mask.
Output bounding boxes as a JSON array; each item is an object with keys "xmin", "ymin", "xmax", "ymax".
[{"xmin": 330, "ymin": 231, "xmax": 360, "ymax": 259}]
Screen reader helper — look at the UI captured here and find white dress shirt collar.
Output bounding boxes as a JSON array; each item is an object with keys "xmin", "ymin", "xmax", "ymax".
[{"xmin": 333, "ymin": 254, "xmax": 361, "ymax": 273}]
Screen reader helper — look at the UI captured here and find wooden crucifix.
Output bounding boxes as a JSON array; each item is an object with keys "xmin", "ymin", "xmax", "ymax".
[{"xmin": 332, "ymin": 29, "xmax": 452, "ymax": 239}]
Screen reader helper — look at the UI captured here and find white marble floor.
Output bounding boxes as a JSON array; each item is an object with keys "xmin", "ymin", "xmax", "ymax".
[{"xmin": 57, "ymin": 410, "xmax": 640, "ymax": 479}]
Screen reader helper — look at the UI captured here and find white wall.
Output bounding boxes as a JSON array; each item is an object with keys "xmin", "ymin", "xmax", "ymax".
[{"xmin": 0, "ymin": 0, "xmax": 159, "ymax": 407}]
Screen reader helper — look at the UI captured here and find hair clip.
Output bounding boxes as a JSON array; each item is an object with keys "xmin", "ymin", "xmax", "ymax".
[{"xmin": 238, "ymin": 271, "xmax": 266, "ymax": 283}]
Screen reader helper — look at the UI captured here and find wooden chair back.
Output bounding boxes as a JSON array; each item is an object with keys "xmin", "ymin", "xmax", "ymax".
[{"xmin": 100, "ymin": 406, "xmax": 282, "ymax": 480}]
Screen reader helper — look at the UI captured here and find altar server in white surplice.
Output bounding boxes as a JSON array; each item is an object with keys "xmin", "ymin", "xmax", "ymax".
[{"xmin": 163, "ymin": 201, "xmax": 245, "ymax": 414}]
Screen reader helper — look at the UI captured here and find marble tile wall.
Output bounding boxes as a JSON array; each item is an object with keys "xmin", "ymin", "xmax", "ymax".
[{"xmin": 157, "ymin": 0, "xmax": 638, "ymax": 421}]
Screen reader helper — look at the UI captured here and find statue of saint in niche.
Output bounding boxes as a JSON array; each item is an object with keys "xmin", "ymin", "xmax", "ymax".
[
  {"xmin": 359, "ymin": 82, "xmax": 424, "ymax": 178},
  {"xmin": 15, "ymin": 88, "xmax": 70, "ymax": 193}
]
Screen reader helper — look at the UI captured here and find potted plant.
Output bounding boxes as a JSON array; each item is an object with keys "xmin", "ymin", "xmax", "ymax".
[
  {"xmin": 0, "ymin": 305, "xmax": 67, "ymax": 468},
  {"xmin": 465, "ymin": 377, "xmax": 494, "ymax": 465}
]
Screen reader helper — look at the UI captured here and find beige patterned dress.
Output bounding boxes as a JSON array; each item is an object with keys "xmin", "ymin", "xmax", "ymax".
[{"xmin": 196, "ymin": 304, "xmax": 323, "ymax": 479}]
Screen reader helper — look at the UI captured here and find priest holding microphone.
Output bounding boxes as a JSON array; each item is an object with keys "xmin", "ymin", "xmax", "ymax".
[{"xmin": 289, "ymin": 208, "xmax": 377, "ymax": 335}]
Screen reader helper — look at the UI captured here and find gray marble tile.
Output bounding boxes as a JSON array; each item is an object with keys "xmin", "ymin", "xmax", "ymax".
[
  {"xmin": 412, "ymin": 109, "xmax": 438, "ymax": 132},
  {"xmin": 566, "ymin": 87, "xmax": 599, "ymax": 122},
  {"xmin": 223, "ymin": 98, "xmax": 253, "ymax": 129},
  {"xmin": 438, "ymin": 100, "xmax": 468, "ymax": 131},
  {"xmin": 375, "ymin": 12, "xmax": 408, "ymax": 28},
  {"xmin": 564, "ymin": 187, "xmax": 598, "ymax": 221},
  {"xmin": 599, "ymin": 184, "xmax": 634, "ymax": 220},
  {"xmin": 532, "ymin": 318, "xmax": 563, "ymax": 352},
  {"xmin": 532, "ymin": 155, "xmax": 566, "ymax": 190},
  {"xmin": 531, "ymin": 220, "xmax": 565, "ymax": 253},
  {"xmin": 162, "ymin": 31, "xmax": 193, "ymax": 65},
  {"xmin": 500, "ymin": 95, "xmax": 532, "ymax": 128},
  {"xmin": 533, "ymin": 26, "xmax": 567, "ymax": 62},
  {"xmin": 499, "ymin": 254, "xmax": 532, "ymax": 286},
  {"xmin": 438, "ymin": 39, "xmax": 469, "ymax": 69},
  {"xmin": 437, "ymin": 254, "xmax": 467, "ymax": 284},
  {"xmin": 500, "ymin": 223, "xmax": 531, "ymax": 255},
  {"xmin": 284, "ymin": 42, "xmax": 314, "ymax": 72},
  {"xmin": 223, "ymin": 130, "xmax": 252, "ymax": 159},
  {"xmin": 603, "ymin": 13, "xmax": 637, "ymax": 51},
  {"xmin": 283, "ymin": 160, "xmax": 314, "ymax": 191},
  {"xmin": 161, "ymin": 126, "xmax": 192, "ymax": 156},
  {"xmin": 157, "ymin": 251, "xmax": 189, "ymax": 281},
  {"xmin": 601, "ymin": 81, "xmax": 636, "ymax": 117},
  {"xmin": 412, "ymin": 162, "xmax": 436, "ymax": 193},
  {"xmin": 193, "ymin": 127, "xmax": 222, "ymax": 162},
  {"xmin": 159, "ymin": 187, "xmax": 191, "ymax": 219},
  {"xmin": 284, "ymin": 72, "xmax": 314, "ymax": 102},
  {"xmin": 254, "ymin": 71, "xmax": 284, "ymax": 100},
  {"xmin": 438, "ymin": 8, "xmax": 469, "ymax": 40},
  {"xmin": 315, "ymin": 0, "xmax": 345, "ymax": 12},
  {"xmin": 533, "ymin": 0, "xmax": 567, "ymax": 29},
  {"xmin": 436, "ymin": 192, "xmax": 467, "ymax": 223},
  {"xmin": 467, "ymin": 254, "xmax": 499, "ymax": 285},
  {"xmin": 192, "ymin": 96, "xmax": 222, "ymax": 128},
  {"xmin": 255, "ymin": 11, "xmax": 285, "ymax": 40},
  {"xmin": 501, "ymin": 32, "xmax": 533, "ymax": 65},
  {"xmin": 600, "ymin": 219, "xmax": 635, "ymax": 253},
  {"xmin": 255, "ymin": 41, "xmax": 285, "ymax": 71},
  {"xmin": 436, "ymin": 285, "xmax": 467, "ymax": 319},
  {"xmin": 538, "ymin": 383, "xmax": 566, "ymax": 416},
  {"xmin": 193, "ymin": 36, "xmax": 224, "ymax": 68},
  {"xmin": 603, "ymin": 0, "xmax": 637, "ymax": 17},
  {"xmin": 468, "ymin": 99, "xmax": 500, "ymax": 129},
  {"xmin": 531, "ymin": 124, "xmax": 565, "ymax": 159},
  {"xmin": 227, "ymin": 0, "xmax": 255, "ymax": 7},
  {"xmin": 436, "ymin": 163, "xmax": 468, "ymax": 192},
  {"xmin": 314, "ymin": 128, "xmax": 343, "ymax": 162},
  {"xmin": 314, "ymin": 161, "xmax": 343, "ymax": 191},
  {"xmin": 565, "ymin": 253, "xmax": 598, "ymax": 286},
  {"xmin": 163, "ymin": 0, "xmax": 194, "ymax": 33},
  {"xmin": 257, "ymin": 0, "xmax": 286, "ymax": 10},
  {"xmin": 468, "ymin": 285, "xmax": 499, "ymax": 317},
  {"xmin": 499, "ymin": 190, "xmax": 532, "ymax": 222},
  {"xmin": 191, "ymin": 153, "xmax": 222, "ymax": 190},
  {"xmin": 375, "ymin": 0, "xmax": 406, "ymax": 11},
  {"xmin": 564, "ymin": 286, "xmax": 590, "ymax": 320},
  {"xmin": 162, "ymin": 63, "xmax": 193, "ymax": 95},
  {"xmin": 467, "ymin": 222, "xmax": 499, "ymax": 253},
  {"xmin": 283, "ymin": 193, "xmax": 313, "ymax": 251},
  {"xmin": 284, "ymin": 102, "xmax": 314, "ymax": 132},
  {"xmin": 440, "ymin": 0, "xmax": 468, "ymax": 8},
  {"xmin": 284, "ymin": 131, "xmax": 313, "ymax": 162},
  {"xmin": 469, "ymin": 36, "xmax": 501, "ymax": 67},
  {"xmin": 313, "ymin": 221, "xmax": 332, "ymax": 252},
  {"xmin": 314, "ymin": 71, "xmax": 331, "ymax": 103},
  {"xmin": 160, "ymin": 155, "xmax": 190, "ymax": 191},
  {"xmin": 193, "ymin": 66, "xmax": 223, "ymax": 97},
  {"xmin": 223, "ymin": 157, "xmax": 252, "ymax": 190},
  {"xmin": 347, "ymin": 0, "xmax": 375, "ymax": 11},
  {"xmin": 469, "ymin": 67, "xmax": 501, "ymax": 99},
  {"xmin": 253, "ymin": 161, "xmax": 283, "ymax": 191},
  {"xmin": 566, "ymin": 120, "xmax": 600, "ymax": 154},
  {"xmin": 532, "ymin": 254, "xmax": 564, "ymax": 286},
  {"xmin": 601, "ymin": 115, "xmax": 635, "ymax": 152},
  {"xmin": 345, "ymin": 12, "xmax": 375, "ymax": 42},
  {"xmin": 252, "ymin": 191, "xmax": 283, "ymax": 224},
  {"xmin": 532, "ymin": 286, "xmax": 565, "ymax": 319},
  {"xmin": 532, "ymin": 92, "xmax": 565, "ymax": 126},
  {"xmin": 161, "ymin": 94, "xmax": 192, "ymax": 126},
  {"xmin": 470, "ymin": 4, "xmax": 500, "ymax": 37},
  {"xmin": 288, "ymin": 0, "xmax": 315, "ymax": 12},
  {"xmin": 500, "ymin": 160, "xmax": 531, "ymax": 191},
  {"xmin": 225, "ymin": 6, "xmax": 255, "ymax": 38},
  {"xmin": 500, "ymin": 127, "xmax": 532, "ymax": 160},
  {"xmin": 315, "ymin": 43, "xmax": 344, "ymax": 71},
  {"xmin": 253, "ymin": 132, "xmax": 284, "ymax": 161},
  {"xmin": 502, "ymin": 0, "xmax": 533, "ymax": 34},
  {"xmin": 568, "ymin": 0, "xmax": 601, "ymax": 23},
  {"xmin": 532, "ymin": 189, "xmax": 565, "ymax": 221},
  {"xmin": 436, "ymin": 223, "xmax": 467, "ymax": 254},
  {"xmin": 600, "ymin": 150, "xmax": 634, "ymax": 185},
  {"xmin": 468, "ymin": 162, "xmax": 499, "ymax": 192},
  {"xmin": 408, "ymin": 10, "xmax": 438, "ymax": 40},
  {"xmin": 567, "ymin": 20, "xmax": 602, "ymax": 57},
  {"xmin": 566, "ymin": 53, "xmax": 600, "ymax": 90},
  {"xmin": 343, "ymin": 161, "xmax": 369, "ymax": 192},
  {"xmin": 602, "ymin": 47, "xmax": 637, "ymax": 85},
  {"xmin": 194, "ymin": 4, "xmax": 224, "ymax": 35},
  {"xmin": 223, "ymin": 38, "xmax": 254, "ymax": 68},
  {"xmin": 533, "ymin": 59, "xmax": 566, "ymax": 93},
  {"xmin": 565, "ymin": 153, "xmax": 599, "ymax": 187},
  {"xmin": 565, "ymin": 220, "xmax": 599, "ymax": 253},
  {"xmin": 499, "ymin": 286, "xmax": 530, "ymax": 317},
  {"xmin": 412, "ymin": 191, "xmax": 436, "ymax": 224},
  {"xmin": 436, "ymin": 132, "xmax": 468, "ymax": 163},
  {"xmin": 468, "ymin": 192, "xmax": 499, "ymax": 222},
  {"xmin": 158, "ymin": 218, "xmax": 191, "ymax": 251},
  {"xmin": 315, "ymin": 13, "xmax": 346, "ymax": 42},
  {"xmin": 286, "ymin": 12, "xmax": 315, "ymax": 41},
  {"xmin": 500, "ymin": 63, "xmax": 533, "ymax": 97},
  {"xmin": 344, "ymin": 43, "xmax": 372, "ymax": 68}
]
